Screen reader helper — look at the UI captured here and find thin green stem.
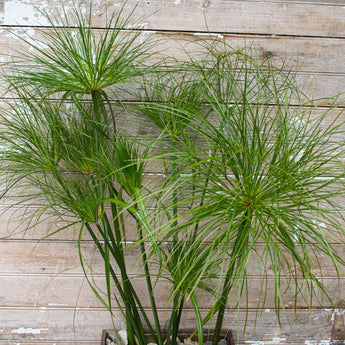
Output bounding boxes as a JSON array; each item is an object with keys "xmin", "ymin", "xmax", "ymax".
[
  {"xmin": 211, "ymin": 212, "xmax": 251, "ymax": 345},
  {"xmin": 99, "ymin": 215, "xmax": 146, "ymax": 345},
  {"xmin": 190, "ymin": 292, "xmax": 204, "ymax": 345},
  {"xmin": 165, "ymin": 292, "xmax": 184, "ymax": 345},
  {"xmin": 134, "ymin": 188, "xmax": 163, "ymax": 345},
  {"xmin": 101, "ymin": 193, "xmax": 161, "ymax": 344},
  {"xmin": 82, "ymin": 223, "xmax": 139, "ymax": 328},
  {"xmin": 170, "ymin": 144, "xmax": 182, "ymax": 345}
]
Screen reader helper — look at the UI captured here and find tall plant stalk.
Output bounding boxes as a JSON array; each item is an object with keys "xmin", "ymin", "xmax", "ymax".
[
  {"xmin": 212, "ymin": 212, "xmax": 251, "ymax": 345},
  {"xmin": 133, "ymin": 187, "xmax": 164, "ymax": 345}
]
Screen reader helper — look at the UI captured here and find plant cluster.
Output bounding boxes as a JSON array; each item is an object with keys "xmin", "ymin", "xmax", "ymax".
[{"xmin": 1, "ymin": 5, "xmax": 345, "ymax": 345}]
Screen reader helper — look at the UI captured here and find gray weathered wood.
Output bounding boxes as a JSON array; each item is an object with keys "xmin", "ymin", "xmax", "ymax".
[
  {"xmin": 0, "ymin": 29, "xmax": 345, "ymax": 75},
  {"xmin": 0, "ymin": 0, "xmax": 344, "ymax": 344},
  {"xmin": 0, "ymin": 308, "xmax": 337, "ymax": 344},
  {"xmin": 0, "ymin": 273, "xmax": 343, "ymax": 310},
  {"xmin": 1, "ymin": 1, "xmax": 345, "ymax": 38}
]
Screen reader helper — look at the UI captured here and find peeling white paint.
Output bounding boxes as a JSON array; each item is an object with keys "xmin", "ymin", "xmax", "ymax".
[
  {"xmin": 304, "ymin": 340, "xmax": 331, "ymax": 345},
  {"xmin": 245, "ymin": 334, "xmax": 286, "ymax": 345},
  {"xmin": 5, "ymin": 27, "xmax": 36, "ymax": 40},
  {"xmin": 48, "ymin": 303, "xmax": 69, "ymax": 306},
  {"xmin": 272, "ymin": 336, "xmax": 286, "ymax": 343},
  {"xmin": 25, "ymin": 28, "xmax": 36, "ymax": 37},
  {"xmin": 11, "ymin": 327, "xmax": 48, "ymax": 335},
  {"xmin": 2, "ymin": 0, "xmax": 49, "ymax": 25},
  {"xmin": 147, "ymin": 172, "xmax": 167, "ymax": 177},
  {"xmin": 142, "ymin": 30, "xmax": 157, "ymax": 35},
  {"xmin": 6, "ymin": 27, "xmax": 49, "ymax": 53},
  {"xmin": 175, "ymin": 0, "xmax": 181, "ymax": 4},
  {"xmin": 194, "ymin": 32, "xmax": 224, "ymax": 39},
  {"xmin": 330, "ymin": 307, "xmax": 345, "ymax": 321}
]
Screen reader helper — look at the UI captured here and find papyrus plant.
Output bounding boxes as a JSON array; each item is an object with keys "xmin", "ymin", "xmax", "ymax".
[
  {"xmin": 1, "ymin": 4, "xmax": 345, "ymax": 345},
  {"xmin": 0, "ymin": 5, "xmax": 165, "ymax": 345},
  {"xmin": 133, "ymin": 42, "xmax": 345, "ymax": 344}
]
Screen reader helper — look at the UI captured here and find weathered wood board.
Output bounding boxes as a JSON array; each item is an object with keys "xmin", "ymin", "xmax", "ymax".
[
  {"xmin": 1, "ymin": 272, "xmax": 345, "ymax": 310},
  {"xmin": 0, "ymin": 308, "xmax": 338, "ymax": 344},
  {"xmin": 0, "ymin": 0, "xmax": 344, "ymax": 38},
  {"xmin": 0, "ymin": 0, "xmax": 345, "ymax": 344}
]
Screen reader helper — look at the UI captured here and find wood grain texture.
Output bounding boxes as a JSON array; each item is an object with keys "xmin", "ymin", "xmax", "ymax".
[
  {"xmin": 0, "ymin": 0, "xmax": 345, "ymax": 38},
  {"xmin": 0, "ymin": 0, "xmax": 344, "ymax": 344},
  {"xmin": 0, "ymin": 28, "xmax": 344, "ymax": 75},
  {"xmin": 0, "ymin": 237, "xmax": 344, "ymax": 281},
  {"xmin": 0, "ymin": 308, "xmax": 337, "ymax": 344},
  {"xmin": 0, "ymin": 273, "xmax": 344, "ymax": 310},
  {"xmin": 1, "ymin": 28, "xmax": 345, "ymax": 102}
]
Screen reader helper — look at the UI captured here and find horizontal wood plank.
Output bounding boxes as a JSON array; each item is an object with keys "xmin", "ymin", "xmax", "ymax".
[
  {"xmin": 0, "ymin": 307, "xmax": 337, "ymax": 344},
  {"xmin": 0, "ymin": 239, "xmax": 344, "ymax": 278},
  {"xmin": 1, "ymin": 1, "xmax": 345, "ymax": 38},
  {"xmin": 0, "ymin": 72, "xmax": 343, "ymax": 105},
  {"xmin": 0, "ymin": 273, "xmax": 343, "ymax": 310},
  {"xmin": 1, "ymin": 29, "xmax": 345, "ymax": 102},
  {"xmin": 0, "ymin": 29, "xmax": 345, "ymax": 75}
]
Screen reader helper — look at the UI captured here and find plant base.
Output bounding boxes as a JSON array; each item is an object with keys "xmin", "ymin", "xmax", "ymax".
[{"xmin": 101, "ymin": 328, "xmax": 234, "ymax": 345}]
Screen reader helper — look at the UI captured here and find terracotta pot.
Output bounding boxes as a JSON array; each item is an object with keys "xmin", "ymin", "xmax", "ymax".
[{"xmin": 101, "ymin": 328, "xmax": 234, "ymax": 345}]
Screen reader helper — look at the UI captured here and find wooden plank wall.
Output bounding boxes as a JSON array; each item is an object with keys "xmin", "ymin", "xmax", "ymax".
[{"xmin": 0, "ymin": 0, "xmax": 345, "ymax": 344}]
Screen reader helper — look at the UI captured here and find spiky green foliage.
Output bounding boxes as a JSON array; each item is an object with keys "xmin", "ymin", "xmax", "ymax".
[
  {"xmin": 1, "ymin": 5, "xmax": 163, "ymax": 345},
  {"xmin": 6, "ymin": 4, "xmax": 152, "ymax": 98},
  {"xmin": 146, "ymin": 44, "xmax": 345, "ymax": 344},
  {"xmin": 1, "ymin": 5, "xmax": 345, "ymax": 345}
]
